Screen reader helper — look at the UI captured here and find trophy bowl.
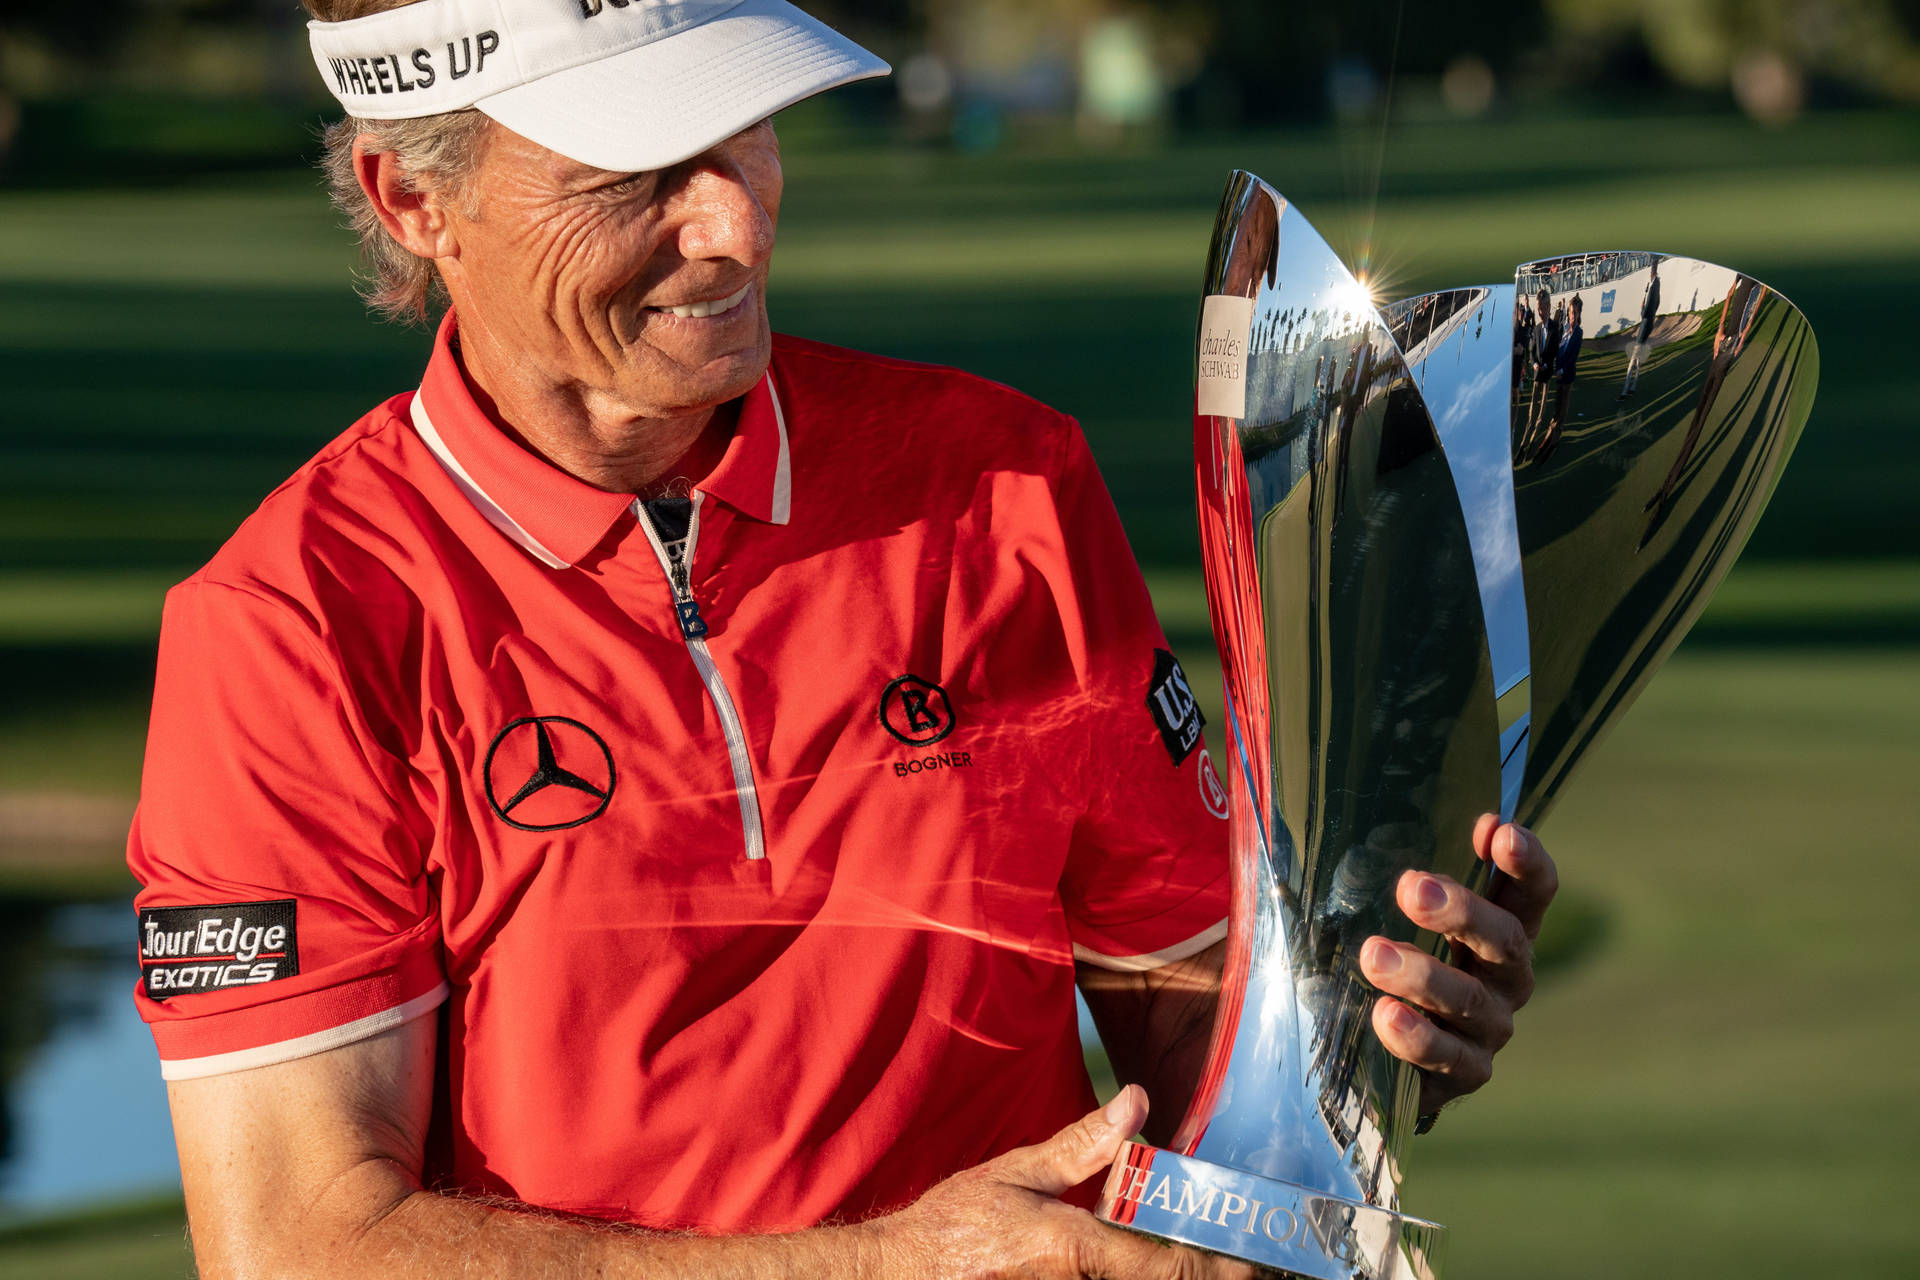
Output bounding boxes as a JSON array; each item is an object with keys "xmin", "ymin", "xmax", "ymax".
[{"xmin": 1092, "ymin": 172, "xmax": 1819, "ymax": 1278}]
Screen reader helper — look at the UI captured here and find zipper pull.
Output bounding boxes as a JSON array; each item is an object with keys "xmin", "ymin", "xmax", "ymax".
[
  {"xmin": 675, "ymin": 596, "xmax": 709, "ymax": 640},
  {"xmin": 666, "ymin": 561, "xmax": 708, "ymax": 639}
]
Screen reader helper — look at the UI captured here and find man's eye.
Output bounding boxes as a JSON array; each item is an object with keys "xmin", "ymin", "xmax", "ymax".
[{"xmin": 597, "ymin": 173, "xmax": 651, "ymax": 196}]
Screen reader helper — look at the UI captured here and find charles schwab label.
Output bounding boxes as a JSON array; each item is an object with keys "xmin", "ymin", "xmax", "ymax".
[
  {"xmin": 1196, "ymin": 294, "xmax": 1256, "ymax": 419},
  {"xmin": 139, "ymin": 900, "xmax": 299, "ymax": 1000}
]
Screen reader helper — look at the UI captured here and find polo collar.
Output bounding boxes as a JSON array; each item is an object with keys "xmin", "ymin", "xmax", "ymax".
[
  {"xmin": 699, "ymin": 359, "xmax": 792, "ymax": 527},
  {"xmin": 410, "ymin": 312, "xmax": 792, "ymax": 570}
]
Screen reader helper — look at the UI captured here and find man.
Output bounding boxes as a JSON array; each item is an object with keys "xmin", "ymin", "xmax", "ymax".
[
  {"xmin": 1529, "ymin": 294, "xmax": 1583, "ymax": 464},
  {"xmin": 1521, "ymin": 286, "xmax": 1561, "ymax": 459},
  {"xmin": 1642, "ymin": 278, "xmax": 1766, "ymax": 547},
  {"xmin": 130, "ymin": 2, "xmax": 1559, "ymax": 1276},
  {"xmin": 1512, "ymin": 296, "xmax": 1534, "ymax": 396},
  {"xmin": 1619, "ymin": 260, "xmax": 1660, "ymax": 399}
]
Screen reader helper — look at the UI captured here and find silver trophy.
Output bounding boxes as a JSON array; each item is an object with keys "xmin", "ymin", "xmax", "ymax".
[{"xmin": 1093, "ymin": 173, "xmax": 1818, "ymax": 1277}]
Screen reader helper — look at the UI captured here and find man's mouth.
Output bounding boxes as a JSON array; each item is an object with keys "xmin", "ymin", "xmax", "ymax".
[{"xmin": 648, "ymin": 282, "xmax": 752, "ymax": 320}]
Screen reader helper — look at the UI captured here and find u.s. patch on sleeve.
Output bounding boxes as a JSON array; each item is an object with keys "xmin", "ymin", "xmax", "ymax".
[
  {"xmin": 138, "ymin": 900, "xmax": 299, "ymax": 1000},
  {"xmin": 1146, "ymin": 648, "xmax": 1206, "ymax": 765}
]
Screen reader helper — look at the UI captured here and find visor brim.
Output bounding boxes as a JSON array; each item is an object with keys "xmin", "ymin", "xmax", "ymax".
[{"xmin": 476, "ymin": 0, "xmax": 888, "ymax": 173}]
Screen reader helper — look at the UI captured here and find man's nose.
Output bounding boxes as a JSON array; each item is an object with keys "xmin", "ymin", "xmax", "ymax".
[{"xmin": 672, "ymin": 162, "xmax": 776, "ymax": 268}]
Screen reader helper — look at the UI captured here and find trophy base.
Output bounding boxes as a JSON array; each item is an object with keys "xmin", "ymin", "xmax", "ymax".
[{"xmin": 1095, "ymin": 1142, "xmax": 1446, "ymax": 1280}]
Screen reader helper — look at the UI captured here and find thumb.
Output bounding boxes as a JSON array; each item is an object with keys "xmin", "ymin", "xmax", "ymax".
[{"xmin": 985, "ymin": 1085, "xmax": 1148, "ymax": 1198}]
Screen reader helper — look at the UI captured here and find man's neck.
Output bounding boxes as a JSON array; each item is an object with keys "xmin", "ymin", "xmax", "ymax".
[{"xmin": 452, "ymin": 325, "xmax": 737, "ymax": 500}]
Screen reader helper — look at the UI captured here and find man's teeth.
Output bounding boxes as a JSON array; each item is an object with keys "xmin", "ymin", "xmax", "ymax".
[{"xmin": 656, "ymin": 283, "xmax": 751, "ymax": 319}]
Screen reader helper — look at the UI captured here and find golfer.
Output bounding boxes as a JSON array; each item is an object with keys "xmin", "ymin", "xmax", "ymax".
[{"xmin": 130, "ymin": 2, "xmax": 1560, "ymax": 1276}]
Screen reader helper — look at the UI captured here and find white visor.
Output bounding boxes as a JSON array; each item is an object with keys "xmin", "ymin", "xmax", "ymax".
[{"xmin": 308, "ymin": 0, "xmax": 889, "ymax": 172}]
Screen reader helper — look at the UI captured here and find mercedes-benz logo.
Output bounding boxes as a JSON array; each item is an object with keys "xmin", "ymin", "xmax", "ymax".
[{"xmin": 483, "ymin": 716, "xmax": 616, "ymax": 832}]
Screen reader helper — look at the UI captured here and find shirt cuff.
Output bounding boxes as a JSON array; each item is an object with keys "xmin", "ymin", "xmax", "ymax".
[
  {"xmin": 1071, "ymin": 916, "xmax": 1228, "ymax": 972},
  {"xmin": 157, "ymin": 981, "xmax": 448, "ymax": 1080},
  {"xmin": 147, "ymin": 939, "xmax": 446, "ymax": 1079}
]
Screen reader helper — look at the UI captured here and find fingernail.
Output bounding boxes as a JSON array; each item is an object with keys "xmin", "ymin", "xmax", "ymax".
[
  {"xmin": 1367, "ymin": 940, "xmax": 1402, "ymax": 975},
  {"xmin": 1416, "ymin": 875, "xmax": 1448, "ymax": 912},
  {"xmin": 1387, "ymin": 1002, "xmax": 1419, "ymax": 1033},
  {"xmin": 1103, "ymin": 1089, "xmax": 1133, "ymax": 1127},
  {"xmin": 1512, "ymin": 827, "xmax": 1535, "ymax": 863}
]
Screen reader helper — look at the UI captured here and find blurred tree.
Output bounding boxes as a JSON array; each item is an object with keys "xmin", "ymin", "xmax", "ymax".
[
  {"xmin": 6, "ymin": 0, "xmax": 1918, "ymax": 148},
  {"xmin": 0, "ymin": 0, "xmax": 306, "ymax": 97},
  {"xmin": 0, "ymin": 0, "xmax": 143, "ymax": 64},
  {"xmin": 806, "ymin": 0, "xmax": 920, "ymax": 60},
  {"xmin": 1546, "ymin": 0, "xmax": 1920, "ymax": 113},
  {"xmin": 900, "ymin": 0, "xmax": 1552, "ymax": 126},
  {"xmin": 1197, "ymin": 0, "xmax": 1550, "ymax": 122}
]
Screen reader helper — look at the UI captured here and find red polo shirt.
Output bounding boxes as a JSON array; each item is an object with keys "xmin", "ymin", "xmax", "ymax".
[{"xmin": 130, "ymin": 318, "xmax": 1229, "ymax": 1231}]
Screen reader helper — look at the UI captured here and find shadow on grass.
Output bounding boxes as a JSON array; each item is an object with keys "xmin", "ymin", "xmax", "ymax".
[
  {"xmin": 0, "ymin": 643, "xmax": 156, "ymax": 720},
  {"xmin": 1532, "ymin": 890, "xmax": 1611, "ymax": 979},
  {"xmin": 1158, "ymin": 615, "xmax": 1920, "ymax": 667}
]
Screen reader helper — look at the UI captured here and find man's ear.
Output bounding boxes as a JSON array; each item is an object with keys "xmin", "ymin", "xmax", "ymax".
[{"xmin": 353, "ymin": 137, "xmax": 461, "ymax": 263}]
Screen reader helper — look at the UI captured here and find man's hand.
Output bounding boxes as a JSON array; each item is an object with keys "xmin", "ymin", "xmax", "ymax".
[
  {"xmin": 882, "ymin": 1084, "xmax": 1253, "ymax": 1280},
  {"xmin": 1359, "ymin": 815, "xmax": 1560, "ymax": 1114}
]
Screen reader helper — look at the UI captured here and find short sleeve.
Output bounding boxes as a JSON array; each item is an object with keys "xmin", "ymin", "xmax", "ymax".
[
  {"xmin": 129, "ymin": 578, "xmax": 446, "ymax": 1079},
  {"xmin": 1052, "ymin": 425, "xmax": 1230, "ymax": 971}
]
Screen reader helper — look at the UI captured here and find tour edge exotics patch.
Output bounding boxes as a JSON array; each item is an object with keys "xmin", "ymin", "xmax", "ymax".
[
  {"xmin": 1147, "ymin": 649, "xmax": 1206, "ymax": 765},
  {"xmin": 139, "ymin": 900, "xmax": 298, "ymax": 1000}
]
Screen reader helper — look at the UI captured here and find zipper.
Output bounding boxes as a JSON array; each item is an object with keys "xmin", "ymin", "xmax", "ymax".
[{"xmin": 634, "ymin": 493, "xmax": 768, "ymax": 861}]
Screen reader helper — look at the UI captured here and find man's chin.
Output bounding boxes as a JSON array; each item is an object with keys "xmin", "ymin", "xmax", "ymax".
[
  {"xmin": 663, "ymin": 327, "xmax": 771, "ymax": 399},
  {"xmin": 616, "ymin": 349, "xmax": 770, "ymax": 420}
]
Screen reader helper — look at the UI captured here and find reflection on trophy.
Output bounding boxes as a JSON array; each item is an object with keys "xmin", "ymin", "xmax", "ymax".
[{"xmin": 1093, "ymin": 172, "xmax": 1819, "ymax": 1278}]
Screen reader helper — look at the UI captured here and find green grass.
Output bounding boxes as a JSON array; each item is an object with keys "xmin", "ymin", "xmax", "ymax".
[
  {"xmin": 1414, "ymin": 647, "xmax": 1920, "ymax": 1276},
  {"xmin": 0, "ymin": 1195, "xmax": 192, "ymax": 1280},
  {"xmin": 1, "ymin": 106, "xmax": 1916, "ymax": 1272}
]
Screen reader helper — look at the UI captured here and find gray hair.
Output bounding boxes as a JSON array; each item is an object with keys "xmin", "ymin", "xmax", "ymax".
[{"xmin": 307, "ymin": 0, "xmax": 493, "ymax": 325}]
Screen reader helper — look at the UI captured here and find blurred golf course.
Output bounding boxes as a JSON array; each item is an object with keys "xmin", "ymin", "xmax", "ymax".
[{"xmin": 2, "ymin": 105, "xmax": 1917, "ymax": 1275}]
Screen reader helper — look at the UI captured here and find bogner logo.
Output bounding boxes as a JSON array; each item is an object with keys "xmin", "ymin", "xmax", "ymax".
[
  {"xmin": 1147, "ymin": 649, "xmax": 1206, "ymax": 765},
  {"xmin": 139, "ymin": 900, "xmax": 298, "ymax": 1001},
  {"xmin": 879, "ymin": 675, "xmax": 956, "ymax": 747},
  {"xmin": 1109, "ymin": 1166, "xmax": 1350, "ymax": 1258}
]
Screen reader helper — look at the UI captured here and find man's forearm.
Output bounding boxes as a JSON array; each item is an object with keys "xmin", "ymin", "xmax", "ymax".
[
  {"xmin": 172, "ymin": 1023, "xmax": 1252, "ymax": 1280},
  {"xmin": 1078, "ymin": 941, "xmax": 1226, "ymax": 1147},
  {"xmin": 369, "ymin": 1191, "xmax": 892, "ymax": 1280},
  {"xmin": 199, "ymin": 1170, "xmax": 898, "ymax": 1280},
  {"xmin": 1125, "ymin": 976, "xmax": 1220, "ymax": 1146},
  {"xmin": 172, "ymin": 1023, "xmax": 893, "ymax": 1280}
]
